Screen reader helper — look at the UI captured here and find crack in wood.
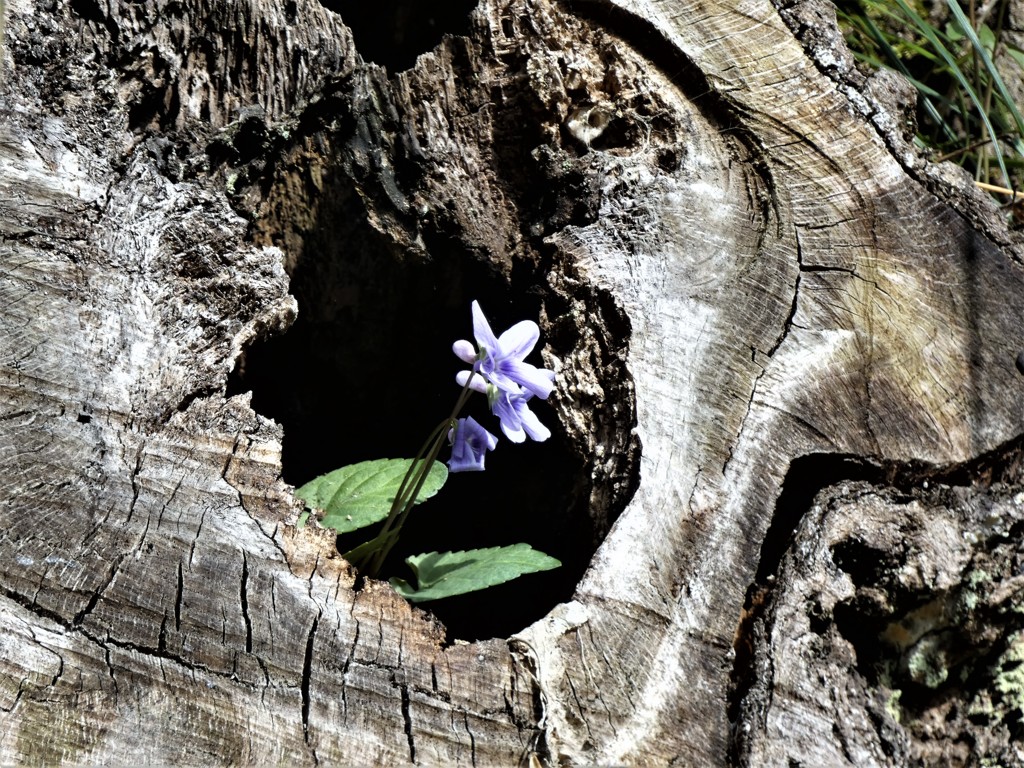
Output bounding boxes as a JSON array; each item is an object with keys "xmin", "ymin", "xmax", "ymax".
[
  {"xmin": 723, "ymin": 226, "xmax": 805, "ymax": 476},
  {"xmin": 765, "ymin": 226, "xmax": 805, "ymax": 361},
  {"xmin": 301, "ymin": 613, "xmax": 319, "ymax": 744},
  {"xmin": 582, "ymin": 621, "xmax": 618, "ymax": 736},
  {"xmin": 187, "ymin": 507, "xmax": 207, "ymax": 568},
  {"xmin": 396, "ymin": 673, "xmax": 416, "ymax": 764},
  {"xmin": 756, "ymin": 400, "xmax": 840, "ymax": 448},
  {"xmin": 1, "ymin": 687, "xmax": 24, "ymax": 714},
  {"xmin": 240, "ymin": 552, "xmax": 252, "ymax": 654},
  {"xmin": 121, "ymin": 438, "xmax": 143, "ymax": 528},
  {"xmin": 0, "ymin": 620, "xmax": 65, "ymax": 709},
  {"xmin": 564, "ymin": 666, "xmax": 594, "ymax": 742},
  {"xmin": 221, "ymin": 431, "xmax": 243, "ymax": 481},
  {"xmin": 254, "ymin": 654, "xmax": 270, "ymax": 689},
  {"xmin": 103, "ymin": 646, "xmax": 118, "ymax": 698},
  {"xmin": 157, "ymin": 612, "xmax": 167, "ymax": 654},
  {"xmin": 174, "ymin": 560, "xmax": 183, "ymax": 632},
  {"xmin": 462, "ymin": 710, "xmax": 477, "ymax": 767},
  {"xmin": 339, "ymin": 610, "xmax": 359, "ymax": 722},
  {"xmin": 72, "ymin": 549, "xmax": 129, "ymax": 628},
  {"xmin": 81, "ymin": 499, "xmax": 113, "ymax": 547},
  {"xmin": 173, "ymin": 384, "xmax": 220, "ymax": 417},
  {"xmin": 3, "ymin": 587, "xmax": 70, "ymax": 634},
  {"xmin": 154, "ymin": 475, "xmax": 185, "ymax": 530},
  {"xmin": 507, "ymin": 636, "xmax": 551, "ymax": 764},
  {"xmin": 4, "ymin": 581, "xmax": 250, "ymax": 695}
]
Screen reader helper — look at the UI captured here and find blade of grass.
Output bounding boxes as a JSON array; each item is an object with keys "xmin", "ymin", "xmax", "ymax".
[
  {"xmin": 944, "ymin": 0, "xmax": 1024, "ymax": 179},
  {"xmin": 846, "ymin": 7, "xmax": 960, "ymax": 145},
  {"xmin": 890, "ymin": 0, "xmax": 1011, "ymax": 185}
]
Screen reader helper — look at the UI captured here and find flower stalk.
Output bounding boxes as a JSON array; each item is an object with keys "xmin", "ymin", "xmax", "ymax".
[
  {"xmin": 334, "ymin": 300, "xmax": 556, "ymax": 581},
  {"xmin": 351, "ymin": 373, "xmax": 479, "ymax": 577}
]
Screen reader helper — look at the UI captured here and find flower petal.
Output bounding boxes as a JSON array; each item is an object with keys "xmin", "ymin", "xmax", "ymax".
[
  {"xmin": 496, "ymin": 320, "xmax": 539, "ymax": 360},
  {"xmin": 503, "ymin": 360, "xmax": 556, "ymax": 399},
  {"xmin": 518, "ymin": 402, "xmax": 551, "ymax": 442},
  {"xmin": 447, "ymin": 416, "xmax": 498, "ymax": 472},
  {"xmin": 455, "ymin": 370, "xmax": 488, "ymax": 393},
  {"xmin": 500, "ymin": 420, "xmax": 527, "ymax": 443},
  {"xmin": 471, "ymin": 301, "xmax": 499, "ymax": 353},
  {"xmin": 481, "ymin": 368, "xmax": 520, "ymax": 394},
  {"xmin": 490, "ymin": 392, "xmax": 526, "ymax": 442},
  {"xmin": 452, "ymin": 340, "xmax": 477, "ymax": 364}
]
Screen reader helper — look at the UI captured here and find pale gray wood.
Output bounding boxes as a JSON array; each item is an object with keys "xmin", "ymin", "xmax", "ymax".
[{"xmin": 3, "ymin": 0, "xmax": 1024, "ymax": 764}]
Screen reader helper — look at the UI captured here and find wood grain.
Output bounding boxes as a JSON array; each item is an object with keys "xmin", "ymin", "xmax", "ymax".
[{"xmin": 2, "ymin": 0, "xmax": 1024, "ymax": 764}]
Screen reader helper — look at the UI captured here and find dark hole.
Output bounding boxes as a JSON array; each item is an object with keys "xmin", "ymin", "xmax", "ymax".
[
  {"xmin": 1006, "ymin": 707, "xmax": 1024, "ymax": 740},
  {"xmin": 806, "ymin": 597, "xmax": 831, "ymax": 634},
  {"xmin": 967, "ymin": 710, "xmax": 990, "ymax": 726},
  {"xmin": 232, "ymin": 117, "xmax": 270, "ymax": 165},
  {"xmin": 229, "ymin": 173, "xmax": 634, "ymax": 642},
  {"xmin": 317, "ymin": 0, "xmax": 480, "ymax": 73},
  {"xmin": 656, "ymin": 147, "xmax": 681, "ymax": 173},
  {"xmin": 830, "ymin": 537, "xmax": 892, "ymax": 587},
  {"xmin": 77, "ymin": 413, "xmax": 92, "ymax": 424},
  {"xmin": 69, "ymin": 0, "xmax": 104, "ymax": 25},
  {"xmin": 756, "ymin": 453, "xmax": 878, "ymax": 583},
  {"xmin": 69, "ymin": 0, "xmax": 120, "ymax": 41},
  {"xmin": 127, "ymin": 86, "xmax": 165, "ymax": 134},
  {"xmin": 833, "ymin": 596, "xmax": 889, "ymax": 677}
]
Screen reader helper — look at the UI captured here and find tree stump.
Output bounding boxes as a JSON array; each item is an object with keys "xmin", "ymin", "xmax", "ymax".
[{"xmin": 3, "ymin": 0, "xmax": 1024, "ymax": 764}]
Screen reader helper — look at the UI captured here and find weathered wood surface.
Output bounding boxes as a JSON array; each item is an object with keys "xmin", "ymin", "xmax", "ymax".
[{"xmin": 3, "ymin": 0, "xmax": 1024, "ymax": 764}]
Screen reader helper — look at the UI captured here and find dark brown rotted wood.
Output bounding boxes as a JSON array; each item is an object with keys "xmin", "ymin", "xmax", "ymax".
[{"xmin": 2, "ymin": 0, "xmax": 1024, "ymax": 764}]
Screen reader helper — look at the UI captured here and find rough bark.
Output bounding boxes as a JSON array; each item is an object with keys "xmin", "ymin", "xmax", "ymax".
[{"xmin": 3, "ymin": 0, "xmax": 1024, "ymax": 765}]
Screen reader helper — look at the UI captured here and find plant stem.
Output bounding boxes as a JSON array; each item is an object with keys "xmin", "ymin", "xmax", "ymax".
[{"xmin": 356, "ymin": 372, "xmax": 480, "ymax": 577}]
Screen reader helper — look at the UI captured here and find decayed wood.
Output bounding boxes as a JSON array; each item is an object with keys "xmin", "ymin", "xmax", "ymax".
[
  {"xmin": 0, "ymin": 0, "xmax": 546, "ymax": 762},
  {"xmin": 740, "ymin": 474, "xmax": 1024, "ymax": 767},
  {"xmin": 3, "ymin": 0, "xmax": 1024, "ymax": 764}
]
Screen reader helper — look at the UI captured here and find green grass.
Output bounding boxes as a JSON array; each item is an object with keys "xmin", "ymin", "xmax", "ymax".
[{"xmin": 836, "ymin": 0, "xmax": 1024, "ymax": 204}]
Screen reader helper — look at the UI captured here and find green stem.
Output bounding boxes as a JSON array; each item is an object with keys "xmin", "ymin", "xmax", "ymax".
[
  {"xmin": 356, "ymin": 372, "xmax": 480, "ymax": 577},
  {"xmin": 364, "ymin": 426, "xmax": 450, "ymax": 576}
]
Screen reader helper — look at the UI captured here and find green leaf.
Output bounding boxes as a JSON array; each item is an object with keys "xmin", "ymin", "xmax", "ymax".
[
  {"xmin": 389, "ymin": 544, "xmax": 561, "ymax": 603},
  {"xmin": 1007, "ymin": 46, "xmax": 1024, "ymax": 70},
  {"xmin": 294, "ymin": 458, "xmax": 448, "ymax": 535},
  {"xmin": 978, "ymin": 23, "xmax": 996, "ymax": 55}
]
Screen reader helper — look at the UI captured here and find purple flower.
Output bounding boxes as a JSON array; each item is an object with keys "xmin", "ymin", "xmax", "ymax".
[
  {"xmin": 453, "ymin": 301, "xmax": 555, "ymax": 399},
  {"xmin": 455, "ymin": 370, "xmax": 554, "ymax": 443},
  {"xmin": 490, "ymin": 387, "xmax": 552, "ymax": 443},
  {"xmin": 447, "ymin": 416, "xmax": 499, "ymax": 473}
]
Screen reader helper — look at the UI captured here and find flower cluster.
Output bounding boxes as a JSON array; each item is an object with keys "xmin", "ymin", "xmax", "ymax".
[{"xmin": 448, "ymin": 301, "xmax": 555, "ymax": 472}]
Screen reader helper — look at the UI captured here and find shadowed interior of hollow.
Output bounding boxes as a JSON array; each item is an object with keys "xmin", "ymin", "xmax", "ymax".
[
  {"xmin": 317, "ymin": 0, "xmax": 480, "ymax": 73},
  {"xmin": 231, "ymin": 143, "xmax": 637, "ymax": 643}
]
